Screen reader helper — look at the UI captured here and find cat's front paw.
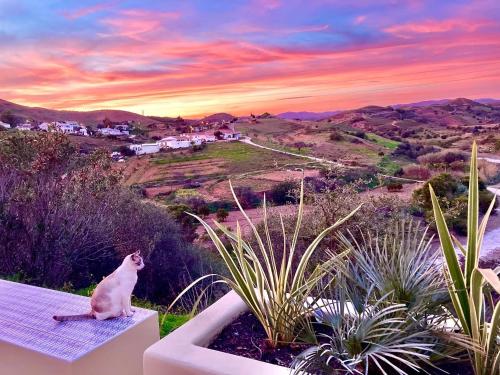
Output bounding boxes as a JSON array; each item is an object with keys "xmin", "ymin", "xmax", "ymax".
[{"xmin": 125, "ymin": 311, "xmax": 135, "ymax": 317}]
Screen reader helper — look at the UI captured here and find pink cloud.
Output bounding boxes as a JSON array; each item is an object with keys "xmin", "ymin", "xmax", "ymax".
[
  {"xmin": 354, "ymin": 15, "xmax": 367, "ymax": 25},
  {"xmin": 384, "ymin": 18, "xmax": 491, "ymax": 37},
  {"xmin": 62, "ymin": 2, "xmax": 113, "ymax": 20},
  {"xmin": 100, "ymin": 9, "xmax": 180, "ymax": 39}
]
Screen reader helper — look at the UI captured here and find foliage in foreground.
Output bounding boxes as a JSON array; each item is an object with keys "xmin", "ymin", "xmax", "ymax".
[
  {"xmin": 292, "ymin": 220, "xmax": 460, "ymax": 375},
  {"xmin": 172, "ymin": 180, "xmax": 361, "ymax": 347},
  {"xmin": 0, "ymin": 132, "xmax": 218, "ymax": 304},
  {"xmin": 430, "ymin": 142, "xmax": 500, "ymax": 375}
]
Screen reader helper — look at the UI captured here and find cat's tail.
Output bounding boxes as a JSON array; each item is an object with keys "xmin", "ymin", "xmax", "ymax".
[{"xmin": 53, "ymin": 313, "xmax": 94, "ymax": 322}]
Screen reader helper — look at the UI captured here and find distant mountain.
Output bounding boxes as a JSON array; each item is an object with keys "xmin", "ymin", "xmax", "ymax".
[
  {"xmin": 0, "ymin": 99, "xmax": 155, "ymax": 126},
  {"xmin": 475, "ymin": 98, "xmax": 500, "ymax": 105},
  {"xmin": 277, "ymin": 111, "xmax": 340, "ymax": 121},
  {"xmin": 392, "ymin": 99, "xmax": 453, "ymax": 108}
]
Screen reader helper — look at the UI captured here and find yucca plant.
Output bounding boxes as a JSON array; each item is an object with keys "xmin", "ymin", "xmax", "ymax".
[
  {"xmin": 430, "ymin": 142, "xmax": 500, "ymax": 375},
  {"xmin": 171, "ymin": 180, "xmax": 361, "ymax": 347}
]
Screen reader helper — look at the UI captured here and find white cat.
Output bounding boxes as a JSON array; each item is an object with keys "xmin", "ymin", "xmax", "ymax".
[{"xmin": 53, "ymin": 251, "xmax": 145, "ymax": 321}]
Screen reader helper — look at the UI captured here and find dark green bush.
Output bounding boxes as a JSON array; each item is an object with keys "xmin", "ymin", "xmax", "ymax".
[{"xmin": 0, "ymin": 132, "xmax": 219, "ymax": 304}]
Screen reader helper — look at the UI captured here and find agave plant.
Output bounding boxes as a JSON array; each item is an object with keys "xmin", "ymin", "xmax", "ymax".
[
  {"xmin": 170, "ymin": 179, "xmax": 361, "ymax": 347},
  {"xmin": 430, "ymin": 142, "xmax": 500, "ymax": 375},
  {"xmin": 292, "ymin": 220, "xmax": 457, "ymax": 375}
]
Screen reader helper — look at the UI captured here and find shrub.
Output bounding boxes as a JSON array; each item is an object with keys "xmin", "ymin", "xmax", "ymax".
[
  {"xmin": 386, "ymin": 182, "xmax": 403, "ymax": 192},
  {"xmin": 403, "ymin": 165, "xmax": 431, "ymax": 180},
  {"xmin": 118, "ymin": 145, "xmax": 136, "ymax": 157},
  {"xmin": 418, "ymin": 150, "xmax": 468, "ymax": 168},
  {"xmin": 329, "ymin": 131, "xmax": 343, "ymax": 141},
  {"xmin": 215, "ymin": 208, "xmax": 229, "ymax": 222},
  {"xmin": 392, "ymin": 142, "xmax": 438, "ymax": 160},
  {"xmin": 233, "ymin": 186, "xmax": 261, "ymax": 209},
  {"xmin": 268, "ymin": 180, "xmax": 298, "ymax": 205}
]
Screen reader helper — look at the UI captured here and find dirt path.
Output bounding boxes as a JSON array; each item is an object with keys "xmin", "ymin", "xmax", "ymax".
[{"xmin": 240, "ymin": 137, "xmax": 343, "ymax": 166}]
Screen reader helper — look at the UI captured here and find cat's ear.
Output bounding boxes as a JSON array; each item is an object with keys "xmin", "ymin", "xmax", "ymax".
[{"xmin": 134, "ymin": 250, "xmax": 141, "ymax": 256}]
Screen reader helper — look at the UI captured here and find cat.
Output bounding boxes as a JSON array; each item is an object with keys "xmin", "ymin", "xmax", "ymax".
[{"xmin": 53, "ymin": 251, "xmax": 145, "ymax": 321}]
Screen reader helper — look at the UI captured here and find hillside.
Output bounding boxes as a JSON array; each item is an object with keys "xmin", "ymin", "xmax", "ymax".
[
  {"xmin": 0, "ymin": 99, "xmax": 155, "ymax": 125},
  {"xmin": 327, "ymin": 98, "xmax": 500, "ymax": 131},
  {"xmin": 276, "ymin": 111, "xmax": 340, "ymax": 121},
  {"xmin": 201, "ymin": 113, "xmax": 236, "ymax": 122}
]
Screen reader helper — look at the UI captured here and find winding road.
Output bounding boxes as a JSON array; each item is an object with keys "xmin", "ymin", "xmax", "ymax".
[{"xmin": 239, "ymin": 136, "xmax": 343, "ymax": 166}]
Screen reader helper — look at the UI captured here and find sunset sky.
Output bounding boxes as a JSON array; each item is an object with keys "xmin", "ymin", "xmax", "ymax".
[{"xmin": 1, "ymin": 0, "xmax": 499, "ymax": 117}]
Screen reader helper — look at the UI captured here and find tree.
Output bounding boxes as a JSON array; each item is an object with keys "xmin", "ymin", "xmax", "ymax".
[
  {"xmin": 214, "ymin": 130, "xmax": 223, "ymax": 140},
  {"xmin": 233, "ymin": 186, "xmax": 261, "ymax": 209},
  {"xmin": 329, "ymin": 131, "xmax": 343, "ymax": 141},
  {"xmin": 269, "ymin": 180, "xmax": 298, "ymax": 205},
  {"xmin": 293, "ymin": 141, "xmax": 307, "ymax": 152},
  {"xmin": 216, "ymin": 208, "xmax": 229, "ymax": 222},
  {"xmin": 1, "ymin": 110, "xmax": 22, "ymax": 126}
]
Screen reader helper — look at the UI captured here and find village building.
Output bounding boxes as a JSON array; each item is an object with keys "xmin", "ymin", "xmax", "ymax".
[
  {"xmin": 97, "ymin": 127, "xmax": 129, "ymax": 136},
  {"xmin": 39, "ymin": 121, "xmax": 89, "ymax": 136},
  {"xmin": 16, "ymin": 122, "xmax": 34, "ymax": 131},
  {"xmin": 157, "ymin": 136, "xmax": 193, "ymax": 149},
  {"xmin": 217, "ymin": 128, "xmax": 241, "ymax": 140},
  {"xmin": 180, "ymin": 133, "xmax": 216, "ymax": 143},
  {"xmin": 128, "ymin": 143, "xmax": 161, "ymax": 155},
  {"xmin": 0, "ymin": 121, "xmax": 11, "ymax": 129}
]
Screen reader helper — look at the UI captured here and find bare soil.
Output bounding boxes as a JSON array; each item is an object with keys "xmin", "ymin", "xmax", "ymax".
[{"xmin": 208, "ymin": 312, "xmax": 316, "ymax": 368}]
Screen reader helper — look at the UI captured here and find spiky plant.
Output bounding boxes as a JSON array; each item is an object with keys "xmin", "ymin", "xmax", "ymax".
[
  {"xmin": 170, "ymin": 180, "xmax": 361, "ymax": 347},
  {"xmin": 292, "ymin": 285, "xmax": 439, "ymax": 375},
  {"xmin": 337, "ymin": 220, "xmax": 448, "ymax": 313},
  {"xmin": 292, "ymin": 220, "xmax": 461, "ymax": 375},
  {"xmin": 430, "ymin": 142, "xmax": 500, "ymax": 375}
]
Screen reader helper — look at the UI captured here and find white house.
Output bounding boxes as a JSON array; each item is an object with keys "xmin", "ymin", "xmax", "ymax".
[
  {"xmin": 218, "ymin": 129, "xmax": 241, "ymax": 140},
  {"xmin": 181, "ymin": 133, "xmax": 216, "ymax": 143},
  {"xmin": 39, "ymin": 121, "xmax": 88, "ymax": 136},
  {"xmin": 16, "ymin": 122, "xmax": 33, "ymax": 131},
  {"xmin": 98, "ymin": 128, "xmax": 129, "ymax": 136},
  {"xmin": 0, "ymin": 121, "xmax": 11, "ymax": 129},
  {"xmin": 128, "ymin": 143, "xmax": 161, "ymax": 155},
  {"xmin": 158, "ymin": 136, "xmax": 193, "ymax": 149}
]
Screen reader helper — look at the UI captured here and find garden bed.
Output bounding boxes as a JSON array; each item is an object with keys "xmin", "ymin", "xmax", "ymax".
[
  {"xmin": 208, "ymin": 311, "xmax": 475, "ymax": 375},
  {"xmin": 209, "ymin": 312, "xmax": 313, "ymax": 368}
]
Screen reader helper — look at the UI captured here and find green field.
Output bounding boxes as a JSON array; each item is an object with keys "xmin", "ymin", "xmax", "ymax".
[
  {"xmin": 152, "ymin": 141, "xmax": 307, "ymax": 174},
  {"xmin": 377, "ymin": 155, "xmax": 401, "ymax": 175},
  {"xmin": 366, "ymin": 133, "xmax": 400, "ymax": 149}
]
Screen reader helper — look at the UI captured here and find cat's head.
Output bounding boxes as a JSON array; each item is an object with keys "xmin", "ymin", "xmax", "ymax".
[{"xmin": 129, "ymin": 251, "xmax": 145, "ymax": 270}]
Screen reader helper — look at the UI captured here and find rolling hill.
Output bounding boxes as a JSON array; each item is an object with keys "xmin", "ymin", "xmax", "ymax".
[{"xmin": 0, "ymin": 99, "xmax": 155, "ymax": 125}]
